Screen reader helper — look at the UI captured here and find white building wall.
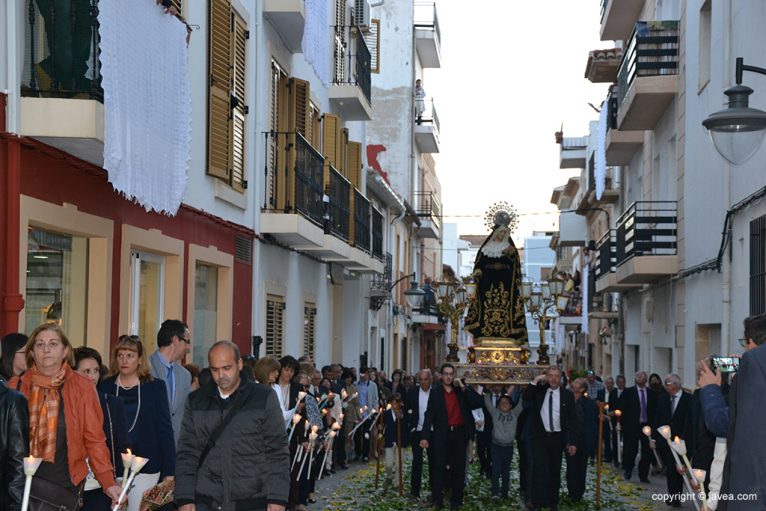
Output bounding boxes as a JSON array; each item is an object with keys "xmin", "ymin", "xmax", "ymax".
[{"xmin": 523, "ymin": 234, "xmax": 555, "ymax": 356}]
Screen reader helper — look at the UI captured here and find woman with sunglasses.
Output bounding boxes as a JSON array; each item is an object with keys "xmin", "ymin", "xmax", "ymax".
[{"xmin": 99, "ymin": 335, "xmax": 175, "ymax": 511}]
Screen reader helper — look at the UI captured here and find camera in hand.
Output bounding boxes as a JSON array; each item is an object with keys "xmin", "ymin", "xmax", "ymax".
[{"xmin": 710, "ymin": 355, "xmax": 739, "ymax": 373}]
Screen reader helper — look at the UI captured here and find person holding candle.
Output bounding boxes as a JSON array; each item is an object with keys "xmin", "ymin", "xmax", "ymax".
[
  {"xmin": 294, "ymin": 371, "xmax": 322, "ymax": 510},
  {"xmin": 651, "ymin": 373, "xmax": 694, "ymax": 508},
  {"xmin": 10, "ymin": 324, "xmax": 122, "ymax": 508},
  {"xmin": 176, "ymin": 341, "xmax": 289, "ymax": 511},
  {"xmin": 73, "ymin": 347, "xmax": 130, "ymax": 511},
  {"xmin": 99, "ymin": 335, "xmax": 176, "ymax": 511},
  {"xmin": 381, "ymin": 393, "xmax": 407, "ymax": 493},
  {"xmin": 340, "ymin": 368, "xmax": 361, "ymax": 466},
  {"xmin": 620, "ymin": 371, "xmax": 656, "ymax": 483},
  {"xmin": 0, "ymin": 378, "xmax": 29, "ymax": 511},
  {"xmin": 566, "ymin": 378, "xmax": 596, "ymax": 503},
  {"xmin": 404, "ymin": 368, "xmax": 433, "ymax": 501},
  {"xmin": 273, "ymin": 356, "xmax": 301, "ymax": 425},
  {"xmin": 253, "ymin": 356, "xmax": 281, "ymax": 386}
]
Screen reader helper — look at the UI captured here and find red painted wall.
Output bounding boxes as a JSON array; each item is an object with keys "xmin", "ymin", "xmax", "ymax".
[{"xmin": 15, "ymin": 140, "xmax": 253, "ymax": 354}]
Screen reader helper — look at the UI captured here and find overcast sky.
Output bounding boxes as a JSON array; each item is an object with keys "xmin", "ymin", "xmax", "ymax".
[{"xmin": 424, "ymin": 0, "xmax": 612, "ymax": 242}]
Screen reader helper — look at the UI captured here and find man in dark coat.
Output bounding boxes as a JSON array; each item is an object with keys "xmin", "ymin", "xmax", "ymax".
[
  {"xmin": 652, "ymin": 373, "xmax": 694, "ymax": 508},
  {"xmin": 0, "ymin": 380, "xmax": 28, "ymax": 511},
  {"xmin": 608, "ymin": 374, "xmax": 626, "ymax": 468},
  {"xmin": 620, "ymin": 371, "xmax": 656, "ymax": 482},
  {"xmin": 523, "ymin": 366, "xmax": 579, "ymax": 511},
  {"xmin": 420, "ymin": 363, "xmax": 483, "ymax": 510},
  {"xmin": 566, "ymin": 378, "xmax": 596, "ymax": 503},
  {"xmin": 404, "ymin": 368, "xmax": 433, "ymax": 500},
  {"xmin": 176, "ymin": 341, "xmax": 289, "ymax": 511}
]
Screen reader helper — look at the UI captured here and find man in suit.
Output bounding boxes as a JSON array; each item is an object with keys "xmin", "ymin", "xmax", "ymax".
[
  {"xmin": 620, "ymin": 371, "xmax": 656, "ymax": 483},
  {"xmin": 523, "ymin": 365, "xmax": 579, "ymax": 511},
  {"xmin": 609, "ymin": 374, "xmax": 626, "ymax": 468},
  {"xmin": 405, "ymin": 369, "xmax": 432, "ymax": 501},
  {"xmin": 651, "ymin": 373, "xmax": 694, "ymax": 508},
  {"xmin": 420, "ymin": 363, "xmax": 483, "ymax": 510},
  {"xmin": 601, "ymin": 376, "xmax": 615, "ymax": 463},
  {"xmin": 150, "ymin": 319, "xmax": 193, "ymax": 443}
]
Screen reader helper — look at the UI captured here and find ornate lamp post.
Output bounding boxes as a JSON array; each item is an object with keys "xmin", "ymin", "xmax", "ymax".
[
  {"xmin": 520, "ymin": 276, "xmax": 569, "ymax": 365},
  {"xmin": 432, "ymin": 277, "xmax": 476, "ymax": 362}
]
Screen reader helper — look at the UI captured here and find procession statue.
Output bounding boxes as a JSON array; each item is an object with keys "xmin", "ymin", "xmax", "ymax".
[{"xmin": 458, "ymin": 203, "xmax": 544, "ymax": 385}]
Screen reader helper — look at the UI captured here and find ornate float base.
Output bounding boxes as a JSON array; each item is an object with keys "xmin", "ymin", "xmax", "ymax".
[{"xmin": 459, "ymin": 339, "xmax": 546, "ymax": 385}]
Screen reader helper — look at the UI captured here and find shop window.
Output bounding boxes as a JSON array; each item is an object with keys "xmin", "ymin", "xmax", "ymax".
[
  {"xmin": 25, "ymin": 228, "xmax": 88, "ymax": 343},
  {"xmin": 129, "ymin": 252, "xmax": 165, "ymax": 352},
  {"xmin": 193, "ymin": 264, "xmax": 218, "ymax": 367}
]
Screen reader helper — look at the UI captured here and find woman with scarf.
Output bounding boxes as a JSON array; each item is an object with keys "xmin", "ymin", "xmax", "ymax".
[
  {"xmin": 11, "ymin": 324, "xmax": 121, "ymax": 509},
  {"xmin": 99, "ymin": 336, "xmax": 175, "ymax": 511}
]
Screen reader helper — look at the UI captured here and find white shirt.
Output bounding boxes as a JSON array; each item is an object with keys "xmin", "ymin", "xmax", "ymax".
[
  {"xmin": 541, "ymin": 387, "xmax": 562, "ymax": 433},
  {"xmin": 671, "ymin": 390, "xmax": 683, "ymax": 415},
  {"xmin": 272, "ymin": 383, "xmax": 293, "ymax": 423},
  {"xmin": 472, "ymin": 408, "xmax": 485, "ymax": 432},
  {"xmin": 417, "ymin": 387, "xmax": 430, "ymax": 431}
]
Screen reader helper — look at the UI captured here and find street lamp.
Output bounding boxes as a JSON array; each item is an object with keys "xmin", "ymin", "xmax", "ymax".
[
  {"xmin": 432, "ymin": 276, "xmax": 472, "ymax": 362},
  {"xmin": 403, "ymin": 280, "xmax": 425, "ymax": 310},
  {"xmin": 521, "ymin": 275, "xmax": 569, "ymax": 365},
  {"xmin": 703, "ymin": 57, "xmax": 766, "ymax": 165}
]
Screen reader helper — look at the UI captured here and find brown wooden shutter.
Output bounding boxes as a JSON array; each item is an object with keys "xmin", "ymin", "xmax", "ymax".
[
  {"xmin": 207, "ymin": 0, "xmax": 232, "ymax": 181},
  {"xmin": 348, "ymin": 141, "xmax": 362, "ymax": 189},
  {"xmin": 338, "ymin": 128, "xmax": 349, "ymax": 177},
  {"xmin": 310, "ymin": 104, "xmax": 321, "ymax": 148},
  {"xmin": 303, "ymin": 303, "xmax": 316, "ymax": 360},
  {"xmin": 266, "ymin": 295, "xmax": 285, "ymax": 357},
  {"xmin": 288, "ymin": 78, "xmax": 311, "ymax": 138},
  {"xmin": 322, "ymin": 114, "xmax": 340, "ymax": 169},
  {"xmin": 231, "ymin": 11, "xmax": 247, "ymax": 191}
]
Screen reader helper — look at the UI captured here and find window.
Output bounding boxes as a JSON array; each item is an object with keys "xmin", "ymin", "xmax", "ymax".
[
  {"xmin": 193, "ymin": 264, "xmax": 218, "ymax": 367},
  {"xmin": 207, "ymin": 0, "xmax": 248, "ymax": 191},
  {"xmin": 698, "ymin": 0, "xmax": 712, "ymax": 92},
  {"xmin": 129, "ymin": 252, "xmax": 165, "ymax": 352},
  {"xmin": 750, "ymin": 214, "xmax": 766, "ymax": 315},
  {"xmin": 25, "ymin": 228, "xmax": 88, "ymax": 343},
  {"xmin": 303, "ymin": 303, "xmax": 316, "ymax": 360},
  {"xmin": 364, "ymin": 19, "xmax": 381, "ymax": 74},
  {"xmin": 266, "ymin": 295, "xmax": 285, "ymax": 357}
]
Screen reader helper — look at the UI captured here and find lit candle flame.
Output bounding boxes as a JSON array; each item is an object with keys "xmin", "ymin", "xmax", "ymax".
[
  {"xmin": 292, "ymin": 413, "xmax": 301, "ymax": 424},
  {"xmin": 642, "ymin": 425, "xmax": 652, "ymax": 437}
]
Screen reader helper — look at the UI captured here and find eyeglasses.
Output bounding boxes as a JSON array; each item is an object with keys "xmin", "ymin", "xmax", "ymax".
[{"xmin": 181, "ymin": 337, "xmax": 191, "ymax": 344}]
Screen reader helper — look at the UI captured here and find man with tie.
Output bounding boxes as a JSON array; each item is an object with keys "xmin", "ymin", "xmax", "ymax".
[
  {"xmin": 523, "ymin": 366, "xmax": 579, "ymax": 511},
  {"xmin": 609, "ymin": 374, "xmax": 626, "ymax": 467},
  {"xmin": 619, "ymin": 371, "xmax": 656, "ymax": 482},
  {"xmin": 651, "ymin": 374, "xmax": 694, "ymax": 508},
  {"xmin": 149, "ymin": 319, "xmax": 193, "ymax": 442},
  {"xmin": 404, "ymin": 368, "xmax": 433, "ymax": 501},
  {"xmin": 602, "ymin": 376, "xmax": 615, "ymax": 463}
]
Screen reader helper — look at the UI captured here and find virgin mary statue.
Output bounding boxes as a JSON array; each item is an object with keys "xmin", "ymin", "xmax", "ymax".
[{"xmin": 464, "ymin": 211, "xmax": 528, "ymax": 345}]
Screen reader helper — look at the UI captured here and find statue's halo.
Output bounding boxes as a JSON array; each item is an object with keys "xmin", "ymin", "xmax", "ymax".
[{"xmin": 484, "ymin": 202, "xmax": 518, "ymax": 232}]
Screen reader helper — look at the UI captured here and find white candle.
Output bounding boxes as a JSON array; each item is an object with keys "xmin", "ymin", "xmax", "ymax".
[
  {"xmin": 21, "ymin": 456, "xmax": 43, "ymax": 511},
  {"xmin": 120, "ymin": 449, "xmax": 134, "ymax": 488},
  {"xmin": 113, "ymin": 456, "xmax": 149, "ymax": 511},
  {"xmin": 318, "ymin": 431, "xmax": 337, "ymax": 480},
  {"xmin": 287, "ymin": 414, "xmax": 301, "ymax": 443}
]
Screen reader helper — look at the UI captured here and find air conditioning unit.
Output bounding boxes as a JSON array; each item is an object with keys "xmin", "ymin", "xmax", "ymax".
[{"xmin": 354, "ymin": 0, "xmax": 371, "ymax": 30}]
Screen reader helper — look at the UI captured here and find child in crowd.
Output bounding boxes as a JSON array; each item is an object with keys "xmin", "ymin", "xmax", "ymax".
[
  {"xmin": 483, "ymin": 388, "xmax": 523, "ymax": 499},
  {"xmin": 383, "ymin": 393, "xmax": 408, "ymax": 492}
]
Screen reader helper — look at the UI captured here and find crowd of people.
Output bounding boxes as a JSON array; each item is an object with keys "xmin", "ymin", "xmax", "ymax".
[{"xmin": 2, "ymin": 313, "xmax": 766, "ymax": 510}]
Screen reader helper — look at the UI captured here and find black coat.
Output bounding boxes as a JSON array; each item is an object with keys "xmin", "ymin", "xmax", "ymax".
[
  {"xmin": 690, "ymin": 389, "xmax": 716, "ymax": 476},
  {"xmin": 175, "ymin": 380, "xmax": 290, "ymax": 510},
  {"xmin": 421, "ymin": 384, "xmax": 483, "ymax": 447},
  {"xmin": 522, "ymin": 383, "xmax": 579, "ymax": 446},
  {"xmin": 574, "ymin": 396, "xmax": 598, "ymax": 456},
  {"xmin": 652, "ymin": 391, "xmax": 694, "ymax": 460},
  {"xmin": 98, "ymin": 392, "xmax": 130, "ymax": 476},
  {"xmin": 607, "ymin": 387, "xmax": 625, "ymax": 427},
  {"xmin": 0, "ymin": 381, "xmax": 28, "ymax": 511},
  {"xmin": 619, "ymin": 386, "xmax": 657, "ymax": 436},
  {"xmin": 404, "ymin": 386, "xmax": 430, "ymax": 447}
]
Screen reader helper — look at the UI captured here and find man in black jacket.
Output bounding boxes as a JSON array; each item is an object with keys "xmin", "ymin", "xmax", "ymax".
[
  {"xmin": 523, "ymin": 366, "xmax": 579, "ymax": 511},
  {"xmin": 608, "ymin": 374, "xmax": 626, "ymax": 468},
  {"xmin": 420, "ymin": 363, "xmax": 483, "ymax": 510},
  {"xmin": 404, "ymin": 368, "xmax": 433, "ymax": 501},
  {"xmin": 620, "ymin": 371, "xmax": 656, "ymax": 482},
  {"xmin": 652, "ymin": 373, "xmax": 694, "ymax": 508},
  {"xmin": 0, "ymin": 380, "xmax": 29, "ymax": 511},
  {"xmin": 176, "ymin": 341, "xmax": 289, "ymax": 511}
]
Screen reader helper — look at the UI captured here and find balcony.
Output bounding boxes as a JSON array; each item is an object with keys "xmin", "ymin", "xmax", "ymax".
[
  {"xmin": 414, "ymin": 2, "xmax": 441, "ymax": 68},
  {"xmin": 261, "ymin": 132, "xmax": 326, "ymax": 248},
  {"xmin": 558, "ymin": 212, "xmax": 587, "ymax": 247},
  {"xmin": 615, "ymin": 201, "xmax": 679, "ymax": 284},
  {"xmin": 326, "ymin": 165, "xmax": 351, "ymax": 242},
  {"xmin": 371, "ymin": 207, "xmax": 384, "ymax": 261},
  {"xmin": 415, "ymin": 191, "xmax": 441, "ymax": 239},
  {"xmin": 604, "ymin": 85, "xmax": 643, "ymax": 165},
  {"xmin": 415, "ymin": 98, "xmax": 440, "ymax": 153},
  {"xmin": 599, "ymin": 0, "xmax": 645, "ymax": 42},
  {"xmin": 595, "ymin": 230, "xmax": 640, "ymax": 293},
  {"xmin": 615, "ymin": 21, "xmax": 679, "ymax": 131},
  {"xmin": 585, "ymin": 48, "xmax": 623, "ymax": 83},
  {"xmin": 558, "ymin": 292, "xmax": 583, "ymax": 325},
  {"xmin": 263, "ymin": 0, "xmax": 306, "ymax": 53},
  {"xmin": 346, "ymin": 191, "xmax": 384, "ymax": 273},
  {"xmin": 329, "ymin": 25, "xmax": 372, "ymax": 121},
  {"xmin": 19, "ymin": 0, "xmax": 104, "ymax": 166},
  {"xmin": 559, "ymin": 136, "xmax": 588, "ymax": 169},
  {"xmin": 351, "ymin": 189, "xmax": 371, "ymax": 253}
]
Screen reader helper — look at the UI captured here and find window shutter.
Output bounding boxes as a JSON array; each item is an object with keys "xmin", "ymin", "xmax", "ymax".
[
  {"xmin": 348, "ymin": 141, "xmax": 362, "ymax": 189},
  {"xmin": 322, "ymin": 114, "xmax": 340, "ymax": 169},
  {"xmin": 310, "ymin": 104, "xmax": 321, "ymax": 148},
  {"xmin": 266, "ymin": 295, "xmax": 285, "ymax": 357},
  {"xmin": 288, "ymin": 78, "xmax": 311, "ymax": 138},
  {"xmin": 207, "ymin": 0, "xmax": 232, "ymax": 181},
  {"xmin": 364, "ymin": 19, "xmax": 380, "ymax": 73},
  {"xmin": 333, "ymin": 0, "xmax": 347, "ymax": 83},
  {"xmin": 338, "ymin": 128, "xmax": 349, "ymax": 177},
  {"xmin": 231, "ymin": 11, "xmax": 248, "ymax": 191},
  {"xmin": 303, "ymin": 304, "xmax": 316, "ymax": 360},
  {"xmin": 750, "ymin": 215, "xmax": 766, "ymax": 315},
  {"xmin": 171, "ymin": 0, "xmax": 182, "ymax": 13}
]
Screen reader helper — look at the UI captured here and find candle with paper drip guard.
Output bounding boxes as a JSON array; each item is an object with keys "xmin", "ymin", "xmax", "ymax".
[
  {"xmin": 658, "ymin": 427, "xmax": 699, "ymax": 511},
  {"xmin": 21, "ymin": 456, "xmax": 43, "ymax": 511},
  {"xmin": 642, "ymin": 426, "xmax": 664, "ymax": 471},
  {"xmin": 614, "ymin": 410, "xmax": 623, "ymax": 464},
  {"xmin": 318, "ymin": 430, "xmax": 337, "ymax": 480},
  {"xmin": 112, "ymin": 455, "xmax": 149, "ymax": 511},
  {"xmin": 693, "ymin": 469, "xmax": 708, "ymax": 511},
  {"xmin": 288, "ymin": 413, "xmax": 301, "ymax": 443},
  {"xmin": 120, "ymin": 449, "xmax": 134, "ymax": 488},
  {"xmin": 671, "ymin": 436, "xmax": 696, "ymax": 477}
]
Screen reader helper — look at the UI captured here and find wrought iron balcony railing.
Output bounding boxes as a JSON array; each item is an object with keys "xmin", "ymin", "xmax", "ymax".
[
  {"xmin": 332, "ymin": 25, "xmax": 371, "ymax": 104},
  {"xmin": 415, "ymin": 97, "xmax": 440, "ymax": 133},
  {"xmin": 353, "ymin": 189, "xmax": 371, "ymax": 253},
  {"xmin": 615, "ymin": 201, "xmax": 677, "ymax": 265},
  {"xmin": 22, "ymin": 0, "xmax": 103, "ymax": 101},
  {"xmin": 327, "ymin": 165, "xmax": 351, "ymax": 240},
  {"xmin": 371, "ymin": 207, "xmax": 384, "ymax": 260},
  {"xmin": 616, "ymin": 20, "xmax": 679, "ymax": 114},
  {"xmin": 263, "ymin": 132, "xmax": 325, "ymax": 227},
  {"xmin": 595, "ymin": 230, "xmax": 617, "ymax": 280},
  {"xmin": 415, "ymin": 191, "xmax": 441, "ymax": 230}
]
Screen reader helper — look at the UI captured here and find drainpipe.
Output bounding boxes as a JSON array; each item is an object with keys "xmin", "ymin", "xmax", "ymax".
[
  {"xmin": 251, "ymin": 0, "xmax": 264, "ymax": 353},
  {"xmin": 721, "ymin": 0, "xmax": 733, "ymax": 356},
  {"xmin": 2, "ymin": 135, "xmax": 23, "ymax": 335},
  {"xmin": 4, "ymin": 0, "xmax": 19, "ymax": 133}
]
